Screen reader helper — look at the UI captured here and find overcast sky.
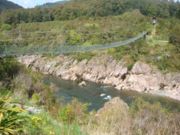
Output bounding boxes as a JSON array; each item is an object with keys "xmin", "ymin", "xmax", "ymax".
[{"xmin": 8, "ymin": 0, "xmax": 62, "ymax": 8}]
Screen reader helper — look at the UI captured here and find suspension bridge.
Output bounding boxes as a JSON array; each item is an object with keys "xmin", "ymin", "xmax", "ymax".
[{"xmin": 0, "ymin": 32, "xmax": 147, "ymax": 57}]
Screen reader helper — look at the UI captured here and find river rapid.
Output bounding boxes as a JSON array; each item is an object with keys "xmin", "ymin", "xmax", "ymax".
[{"xmin": 44, "ymin": 75, "xmax": 180, "ymax": 112}]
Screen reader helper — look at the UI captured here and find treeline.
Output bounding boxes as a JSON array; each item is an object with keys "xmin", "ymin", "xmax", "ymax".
[{"xmin": 0, "ymin": 0, "xmax": 180, "ymax": 25}]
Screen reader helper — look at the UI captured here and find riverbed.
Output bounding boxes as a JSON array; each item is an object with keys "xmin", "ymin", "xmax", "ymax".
[{"xmin": 44, "ymin": 75, "xmax": 180, "ymax": 112}]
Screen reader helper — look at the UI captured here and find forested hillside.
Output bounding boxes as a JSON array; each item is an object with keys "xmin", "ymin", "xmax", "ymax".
[
  {"xmin": 0, "ymin": 0, "xmax": 179, "ymax": 24},
  {"xmin": 0, "ymin": 0, "xmax": 22, "ymax": 12},
  {"xmin": 36, "ymin": 1, "xmax": 67, "ymax": 8}
]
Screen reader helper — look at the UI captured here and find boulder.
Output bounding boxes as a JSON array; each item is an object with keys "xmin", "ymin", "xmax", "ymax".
[
  {"xmin": 96, "ymin": 97, "xmax": 129, "ymax": 116},
  {"xmin": 112, "ymin": 65, "xmax": 128, "ymax": 78},
  {"xmin": 70, "ymin": 65, "xmax": 85, "ymax": 76},
  {"xmin": 95, "ymin": 97, "xmax": 131, "ymax": 135},
  {"xmin": 165, "ymin": 73, "xmax": 180, "ymax": 83},
  {"xmin": 103, "ymin": 77, "xmax": 121, "ymax": 86},
  {"xmin": 78, "ymin": 81, "xmax": 87, "ymax": 87},
  {"xmin": 131, "ymin": 61, "xmax": 152, "ymax": 74},
  {"xmin": 17, "ymin": 55, "xmax": 40, "ymax": 67},
  {"xmin": 124, "ymin": 74, "xmax": 161, "ymax": 92}
]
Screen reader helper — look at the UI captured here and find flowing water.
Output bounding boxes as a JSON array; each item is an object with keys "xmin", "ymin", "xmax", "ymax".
[{"xmin": 44, "ymin": 75, "xmax": 180, "ymax": 112}]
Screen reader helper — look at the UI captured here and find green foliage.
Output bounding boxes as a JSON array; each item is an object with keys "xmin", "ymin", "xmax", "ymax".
[
  {"xmin": 0, "ymin": 10, "xmax": 179, "ymax": 73},
  {"xmin": 72, "ymin": 53, "xmax": 95, "ymax": 61},
  {"xmin": 0, "ymin": 96, "xmax": 28, "ymax": 135},
  {"xmin": 169, "ymin": 21, "xmax": 180, "ymax": 50},
  {"xmin": 11, "ymin": 68, "xmax": 58, "ymax": 111},
  {"xmin": 0, "ymin": 24, "xmax": 12, "ymax": 31},
  {"xmin": 130, "ymin": 98, "xmax": 165, "ymax": 115},
  {"xmin": 66, "ymin": 30, "xmax": 82, "ymax": 45},
  {"xmin": 23, "ymin": 98, "xmax": 87, "ymax": 135},
  {"xmin": 59, "ymin": 99, "xmax": 88, "ymax": 124},
  {"xmin": 108, "ymin": 32, "xmax": 180, "ymax": 72},
  {"xmin": 1, "ymin": 0, "xmax": 179, "ymax": 25},
  {"xmin": 0, "ymin": 10, "xmax": 149, "ymax": 46},
  {"xmin": 26, "ymin": 112, "xmax": 84, "ymax": 135},
  {"xmin": 0, "ymin": 58, "xmax": 20, "ymax": 80}
]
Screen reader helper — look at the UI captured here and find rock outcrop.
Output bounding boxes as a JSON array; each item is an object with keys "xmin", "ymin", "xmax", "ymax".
[
  {"xmin": 95, "ymin": 97, "xmax": 131, "ymax": 135},
  {"xmin": 17, "ymin": 55, "xmax": 180, "ymax": 101},
  {"xmin": 96, "ymin": 97, "xmax": 129, "ymax": 116}
]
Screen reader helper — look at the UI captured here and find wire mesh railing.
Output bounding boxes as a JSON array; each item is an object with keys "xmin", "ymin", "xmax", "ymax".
[{"xmin": 0, "ymin": 32, "xmax": 147, "ymax": 57}]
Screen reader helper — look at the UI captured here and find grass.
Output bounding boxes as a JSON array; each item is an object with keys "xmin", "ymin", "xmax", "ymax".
[{"xmin": 25, "ymin": 112, "xmax": 84, "ymax": 135}]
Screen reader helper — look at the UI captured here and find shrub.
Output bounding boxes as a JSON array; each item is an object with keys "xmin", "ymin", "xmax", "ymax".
[
  {"xmin": 167, "ymin": 20, "xmax": 180, "ymax": 53},
  {"xmin": 0, "ymin": 96, "xmax": 28, "ymax": 135},
  {"xmin": 0, "ymin": 24, "xmax": 12, "ymax": 31},
  {"xmin": 72, "ymin": 52, "xmax": 95, "ymax": 61},
  {"xmin": 169, "ymin": 24, "xmax": 180, "ymax": 48},
  {"xmin": 0, "ymin": 58, "xmax": 20, "ymax": 81},
  {"xmin": 130, "ymin": 98, "xmax": 180, "ymax": 135},
  {"xmin": 25, "ymin": 112, "xmax": 84, "ymax": 135},
  {"xmin": 66, "ymin": 30, "xmax": 82, "ymax": 45},
  {"xmin": 59, "ymin": 99, "xmax": 88, "ymax": 124}
]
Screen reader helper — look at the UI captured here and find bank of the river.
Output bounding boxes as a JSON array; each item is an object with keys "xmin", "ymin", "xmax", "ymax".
[
  {"xmin": 17, "ymin": 55, "xmax": 180, "ymax": 101},
  {"xmin": 44, "ymin": 75, "xmax": 180, "ymax": 112}
]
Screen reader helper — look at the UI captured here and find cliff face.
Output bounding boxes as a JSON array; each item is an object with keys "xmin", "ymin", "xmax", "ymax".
[{"xmin": 17, "ymin": 55, "xmax": 180, "ymax": 101}]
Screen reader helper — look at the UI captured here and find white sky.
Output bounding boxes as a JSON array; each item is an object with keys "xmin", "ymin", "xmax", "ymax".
[{"xmin": 8, "ymin": 0, "xmax": 62, "ymax": 8}]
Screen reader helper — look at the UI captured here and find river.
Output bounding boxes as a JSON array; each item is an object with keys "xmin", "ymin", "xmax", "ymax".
[{"xmin": 44, "ymin": 75, "xmax": 180, "ymax": 112}]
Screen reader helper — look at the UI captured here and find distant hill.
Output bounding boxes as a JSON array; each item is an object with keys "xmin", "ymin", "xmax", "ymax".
[
  {"xmin": 0, "ymin": 0, "xmax": 22, "ymax": 12},
  {"xmin": 36, "ymin": 1, "xmax": 67, "ymax": 8}
]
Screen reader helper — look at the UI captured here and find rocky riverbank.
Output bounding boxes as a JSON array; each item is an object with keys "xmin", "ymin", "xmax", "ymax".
[{"xmin": 17, "ymin": 55, "xmax": 180, "ymax": 101}]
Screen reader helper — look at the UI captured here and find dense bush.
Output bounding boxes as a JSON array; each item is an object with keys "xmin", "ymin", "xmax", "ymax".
[
  {"xmin": 0, "ymin": 0, "xmax": 179, "ymax": 25},
  {"xmin": 0, "ymin": 10, "xmax": 150, "ymax": 46},
  {"xmin": 169, "ymin": 23, "xmax": 180, "ymax": 50},
  {"xmin": 0, "ymin": 23, "xmax": 12, "ymax": 31},
  {"xmin": 0, "ymin": 58, "xmax": 20, "ymax": 80},
  {"xmin": 0, "ymin": 96, "xmax": 28, "ymax": 135},
  {"xmin": 59, "ymin": 99, "xmax": 88, "ymax": 124},
  {"xmin": 130, "ymin": 98, "xmax": 180, "ymax": 135}
]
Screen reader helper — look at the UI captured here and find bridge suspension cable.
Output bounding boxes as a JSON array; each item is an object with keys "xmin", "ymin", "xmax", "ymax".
[{"xmin": 0, "ymin": 32, "xmax": 147, "ymax": 57}]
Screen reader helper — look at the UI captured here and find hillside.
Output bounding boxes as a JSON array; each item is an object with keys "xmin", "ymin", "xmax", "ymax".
[
  {"xmin": 0, "ymin": 0, "xmax": 179, "ymax": 25},
  {"xmin": 0, "ymin": 0, "xmax": 22, "ymax": 12},
  {"xmin": 0, "ymin": 10, "xmax": 179, "ymax": 72},
  {"xmin": 36, "ymin": 1, "xmax": 67, "ymax": 8}
]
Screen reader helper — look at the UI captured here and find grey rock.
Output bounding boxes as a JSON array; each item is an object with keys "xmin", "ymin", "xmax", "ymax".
[{"xmin": 131, "ymin": 61, "xmax": 152, "ymax": 74}]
